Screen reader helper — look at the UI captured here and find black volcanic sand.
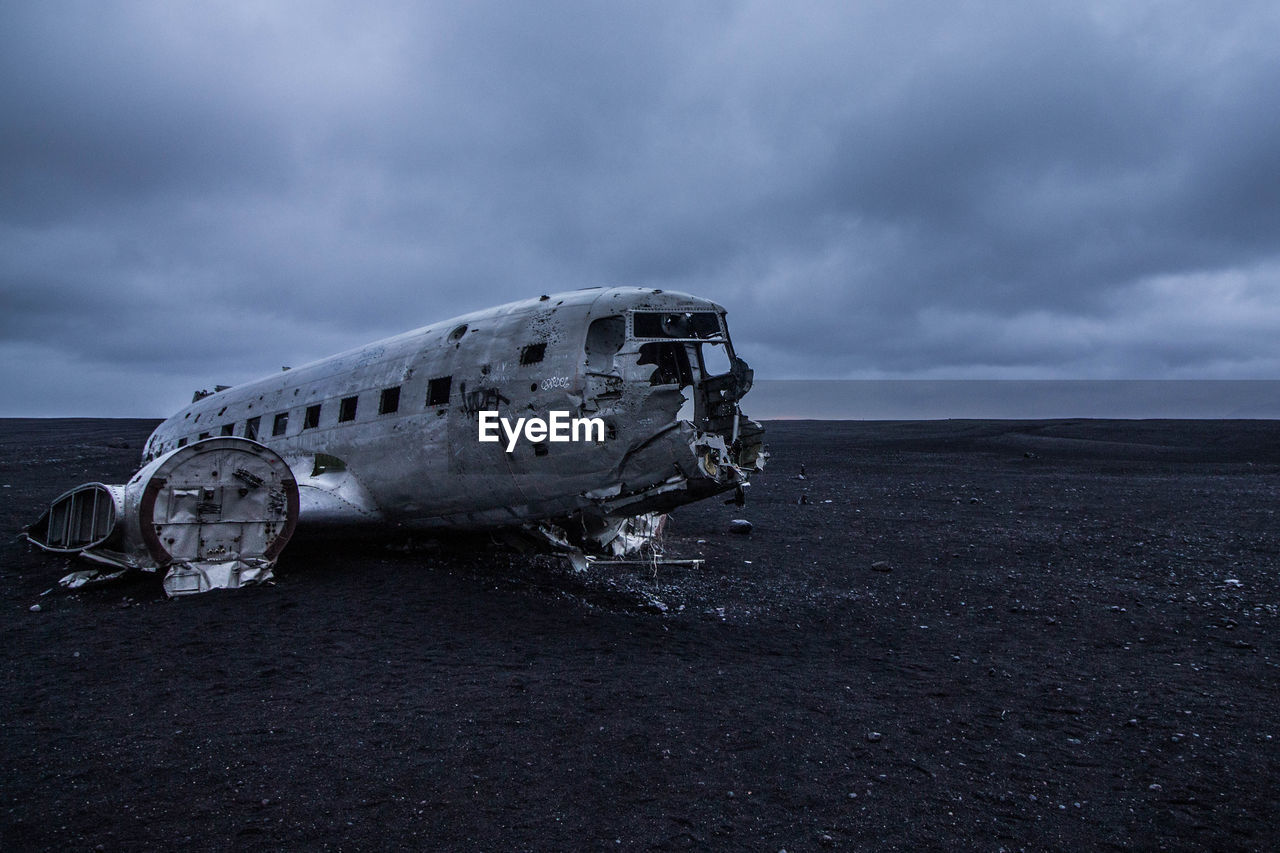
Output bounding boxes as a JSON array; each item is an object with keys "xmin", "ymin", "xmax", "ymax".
[{"xmin": 2, "ymin": 418, "xmax": 1279, "ymax": 851}]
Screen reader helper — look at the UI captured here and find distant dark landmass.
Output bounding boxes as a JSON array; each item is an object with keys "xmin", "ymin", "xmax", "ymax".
[{"xmin": 750, "ymin": 379, "xmax": 1280, "ymax": 420}]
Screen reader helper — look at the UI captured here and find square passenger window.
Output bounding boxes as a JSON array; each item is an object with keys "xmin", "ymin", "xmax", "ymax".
[
  {"xmin": 244, "ymin": 416, "xmax": 261, "ymax": 441},
  {"xmin": 198, "ymin": 432, "xmax": 210, "ymax": 440},
  {"xmin": 379, "ymin": 386, "xmax": 400, "ymax": 415},
  {"xmin": 273, "ymin": 412, "xmax": 289, "ymax": 436},
  {"xmin": 520, "ymin": 343, "xmax": 546, "ymax": 365},
  {"xmin": 427, "ymin": 376, "xmax": 452, "ymax": 407},
  {"xmin": 303, "ymin": 404, "xmax": 321, "ymax": 430},
  {"xmin": 338, "ymin": 396, "xmax": 358, "ymax": 422},
  {"xmin": 220, "ymin": 423, "xmax": 235, "ymax": 436}
]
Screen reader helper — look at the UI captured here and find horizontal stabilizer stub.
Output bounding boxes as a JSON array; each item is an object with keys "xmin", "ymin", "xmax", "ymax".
[{"xmin": 25, "ymin": 483, "xmax": 122, "ymax": 553}]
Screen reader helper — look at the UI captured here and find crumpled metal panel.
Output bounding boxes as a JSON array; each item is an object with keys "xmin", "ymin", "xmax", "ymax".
[{"xmin": 161, "ymin": 558, "xmax": 276, "ymax": 597}]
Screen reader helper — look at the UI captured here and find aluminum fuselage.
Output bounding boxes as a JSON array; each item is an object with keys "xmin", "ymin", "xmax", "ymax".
[{"xmin": 144, "ymin": 287, "xmax": 764, "ymax": 545}]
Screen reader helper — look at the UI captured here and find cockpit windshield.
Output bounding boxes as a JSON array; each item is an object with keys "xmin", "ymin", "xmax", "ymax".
[{"xmin": 631, "ymin": 311, "xmax": 724, "ymax": 341}]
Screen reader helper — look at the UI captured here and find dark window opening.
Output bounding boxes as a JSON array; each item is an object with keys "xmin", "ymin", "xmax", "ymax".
[
  {"xmin": 633, "ymin": 311, "xmax": 723, "ymax": 340},
  {"xmin": 244, "ymin": 416, "xmax": 260, "ymax": 441},
  {"xmin": 379, "ymin": 386, "xmax": 400, "ymax": 415},
  {"xmin": 637, "ymin": 342, "xmax": 694, "ymax": 387},
  {"xmin": 303, "ymin": 404, "xmax": 321, "ymax": 430},
  {"xmin": 427, "ymin": 376, "xmax": 452, "ymax": 407},
  {"xmin": 520, "ymin": 342, "xmax": 546, "ymax": 365},
  {"xmin": 198, "ymin": 432, "xmax": 211, "ymax": 440},
  {"xmin": 178, "ymin": 437, "xmax": 188, "ymax": 447},
  {"xmin": 273, "ymin": 412, "xmax": 289, "ymax": 436},
  {"xmin": 585, "ymin": 316, "xmax": 625, "ymax": 372},
  {"xmin": 338, "ymin": 396, "xmax": 358, "ymax": 422},
  {"xmin": 221, "ymin": 423, "xmax": 235, "ymax": 436}
]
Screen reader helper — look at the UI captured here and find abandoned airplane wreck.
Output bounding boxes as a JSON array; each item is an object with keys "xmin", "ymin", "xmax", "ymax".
[{"xmin": 27, "ymin": 287, "xmax": 767, "ymax": 595}]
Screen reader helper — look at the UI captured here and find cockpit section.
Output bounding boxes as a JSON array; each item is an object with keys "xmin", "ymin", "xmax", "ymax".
[
  {"xmin": 578, "ymin": 302, "xmax": 766, "ymax": 514},
  {"xmin": 627, "ymin": 309, "xmax": 755, "ymax": 436}
]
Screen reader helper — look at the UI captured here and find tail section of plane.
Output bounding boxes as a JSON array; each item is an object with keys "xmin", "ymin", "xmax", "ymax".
[{"xmin": 25, "ymin": 438, "xmax": 298, "ymax": 596}]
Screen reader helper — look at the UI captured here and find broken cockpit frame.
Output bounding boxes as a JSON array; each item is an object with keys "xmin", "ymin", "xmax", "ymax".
[{"xmin": 538, "ymin": 301, "xmax": 766, "ymax": 563}]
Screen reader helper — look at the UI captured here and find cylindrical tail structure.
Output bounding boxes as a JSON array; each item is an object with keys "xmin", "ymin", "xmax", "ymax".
[{"xmin": 25, "ymin": 438, "xmax": 299, "ymax": 596}]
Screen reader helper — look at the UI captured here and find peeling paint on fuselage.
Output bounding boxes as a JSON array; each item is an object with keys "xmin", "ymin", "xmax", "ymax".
[{"xmin": 144, "ymin": 287, "xmax": 766, "ymax": 552}]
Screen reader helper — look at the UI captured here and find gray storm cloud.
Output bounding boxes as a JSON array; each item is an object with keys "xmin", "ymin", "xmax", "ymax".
[{"xmin": 2, "ymin": 0, "xmax": 1279, "ymax": 415}]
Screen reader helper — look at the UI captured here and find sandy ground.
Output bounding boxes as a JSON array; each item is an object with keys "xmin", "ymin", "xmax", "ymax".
[{"xmin": 2, "ymin": 417, "xmax": 1278, "ymax": 851}]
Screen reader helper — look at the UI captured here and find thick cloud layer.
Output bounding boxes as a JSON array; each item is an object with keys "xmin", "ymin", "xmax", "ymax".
[{"xmin": 3, "ymin": 1, "xmax": 1279, "ymax": 415}]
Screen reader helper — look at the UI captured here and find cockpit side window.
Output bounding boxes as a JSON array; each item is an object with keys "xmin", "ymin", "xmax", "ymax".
[
  {"xmin": 585, "ymin": 316, "xmax": 625, "ymax": 373},
  {"xmin": 637, "ymin": 342, "xmax": 693, "ymax": 387},
  {"xmin": 698, "ymin": 342, "xmax": 733, "ymax": 377}
]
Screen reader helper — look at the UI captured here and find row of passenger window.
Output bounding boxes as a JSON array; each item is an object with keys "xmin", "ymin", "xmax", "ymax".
[{"xmin": 173, "ymin": 376, "xmax": 453, "ymax": 449}]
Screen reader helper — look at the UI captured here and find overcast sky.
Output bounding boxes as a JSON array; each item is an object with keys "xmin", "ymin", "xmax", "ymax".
[{"xmin": 3, "ymin": 1, "xmax": 1279, "ymax": 416}]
